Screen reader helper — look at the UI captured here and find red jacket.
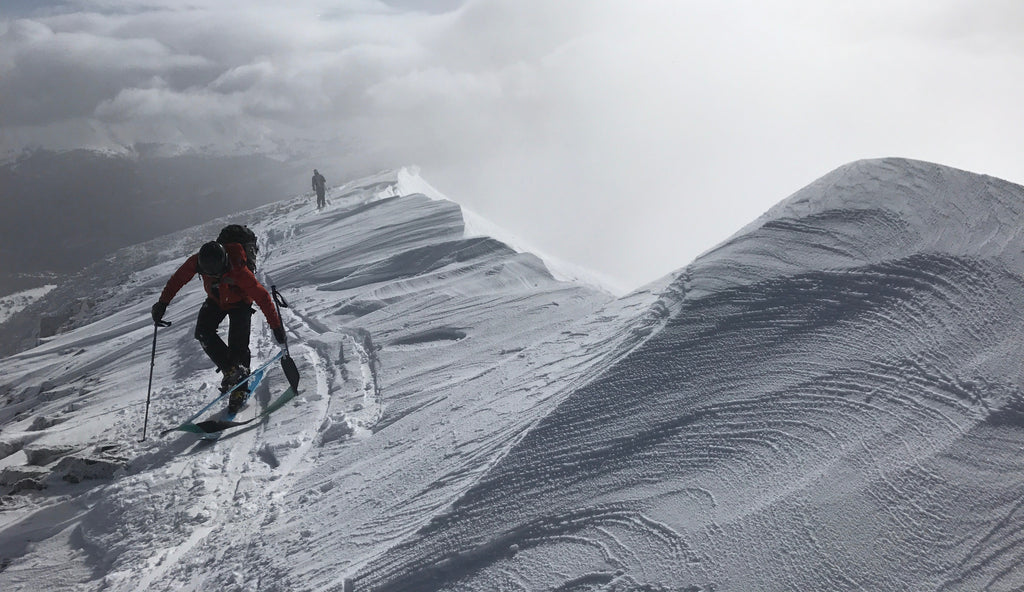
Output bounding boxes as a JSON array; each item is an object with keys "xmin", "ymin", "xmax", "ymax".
[{"xmin": 159, "ymin": 243, "xmax": 282, "ymax": 329}]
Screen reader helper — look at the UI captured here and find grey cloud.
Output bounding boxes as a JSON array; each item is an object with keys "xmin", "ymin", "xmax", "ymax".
[
  {"xmin": 0, "ymin": 18, "xmax": 211, "ymax": 126},
  {"xmin": 7, "ymin": 0, "xmax": 1024, "ymax": 291},
  {"xmin": 209, "ymin": 61, "xmax": 275, "ymax": 94},
  {"xmin": 422, "ymin": 0, "xmax": 586, "ymax": 69},
  {"xmin": 379, "ymin": 0, "xmax": 464, "ymax": 14},
  {"xmin": 1, "ymin": 1, "xmax": 577, "ymax": 152}
]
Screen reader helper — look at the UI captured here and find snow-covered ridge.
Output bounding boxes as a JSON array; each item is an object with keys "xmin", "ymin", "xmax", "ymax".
[
  {"xmin": 348, "ymin": 158, "xmax": 1024, "ymax": 591},
  {"xmin": 5, "ymin": 159, "xmax": 1024, "ymax": 591},
  {"xmin": 394, "ymin": 166, "xmax": 624, "ymax": 295},
  {"xmin": 0, "ymin": 168, "xmax": 623, "ymax": 591},
  {"xmin": 690, "ymin": 157, "xmax": 1024, "ymax": 297}
]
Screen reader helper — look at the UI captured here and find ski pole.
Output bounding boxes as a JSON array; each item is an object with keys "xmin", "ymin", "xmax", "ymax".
[
  {"xmin": 141, "ymin": 319, "xmax": 171, "ymax": 441},
  {"xmin": 271, "ymin": 284, "xmax": 301, "ymax": 391}
]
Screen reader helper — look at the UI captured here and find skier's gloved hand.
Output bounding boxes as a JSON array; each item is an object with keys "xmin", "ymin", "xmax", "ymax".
[
  {"xmin": 151, "ymin": 301, "xmax": 168, "ymax": 324},
  {"xmin": 273, "ymin": 326, "xmax": 286, "ymax": 344}
]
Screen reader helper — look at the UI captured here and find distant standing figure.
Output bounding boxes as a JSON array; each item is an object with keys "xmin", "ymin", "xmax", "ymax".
[{"xmin": 312, "ymin": 169, "xmax": 327, "ymax": 209}]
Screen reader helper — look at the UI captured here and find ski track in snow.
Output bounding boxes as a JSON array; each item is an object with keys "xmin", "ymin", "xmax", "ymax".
[{"xmin": 6, "ymin": 160, "xmax": 1024, "ymax": 590}]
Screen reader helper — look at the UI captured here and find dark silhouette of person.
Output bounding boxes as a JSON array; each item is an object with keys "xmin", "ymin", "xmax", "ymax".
[{"xmin": 312, "ymin": 169, "xmax": 327, "ymax": 209}]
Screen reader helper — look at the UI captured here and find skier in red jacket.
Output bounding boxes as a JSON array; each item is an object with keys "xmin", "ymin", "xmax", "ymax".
[{"xmin": 151, "ymin": 240, "xmax": 285, "ymax": 412}]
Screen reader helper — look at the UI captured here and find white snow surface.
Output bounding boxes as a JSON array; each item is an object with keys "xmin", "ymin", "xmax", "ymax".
[
  {"xmin": 2, "ymin": 158, "xmax": 1024, "ymax": 591},
  {"xmin": 397, "ymin": 166, "xmax": 623, "ymax": 295}
]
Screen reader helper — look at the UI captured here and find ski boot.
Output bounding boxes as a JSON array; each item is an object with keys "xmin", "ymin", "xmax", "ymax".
[
  {"xmin": 227, "ymin": 389, "xmax": 248, "ymax": 415},
  {"xmin": 220, "ymin": 364, "xmax": 251, "ymax": 414}
]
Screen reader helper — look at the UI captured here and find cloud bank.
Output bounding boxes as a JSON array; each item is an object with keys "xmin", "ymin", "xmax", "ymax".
[{"xmin": 4, "ymin": 0, "xmax": 1024, "ymax": 291}]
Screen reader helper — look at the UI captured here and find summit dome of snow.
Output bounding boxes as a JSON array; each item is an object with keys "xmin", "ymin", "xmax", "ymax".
[{"xmin": 3, "ymin": 159, "xmax": 1024, "ymax": 591}]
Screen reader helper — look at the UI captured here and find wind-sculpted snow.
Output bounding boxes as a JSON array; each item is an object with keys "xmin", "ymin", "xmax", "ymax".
[
  {"xmin": 691, "ymin": 158, "xmax": 1024, "ymax": 297},
  {"xmin": 0, "ymin": 168, "xmax": 615, "ymax": 591},
  {"xmin": 350, "ymin": 159, "xmax": 1024, "ymax": 591},
  {"xmin": 5, "ymin": 159, "xmax": 1024, "ymax": 591}
]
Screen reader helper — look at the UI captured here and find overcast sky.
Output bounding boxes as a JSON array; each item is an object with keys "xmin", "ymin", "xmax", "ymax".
[{"xmin": 4, "ymin": 1, "xmax": 1024, "ymax": 292}]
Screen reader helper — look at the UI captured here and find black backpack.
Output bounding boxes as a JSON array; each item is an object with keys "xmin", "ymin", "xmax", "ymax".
[{"xmin": 217, "ymin": 224, "xmax": 259, "ymax": 272}]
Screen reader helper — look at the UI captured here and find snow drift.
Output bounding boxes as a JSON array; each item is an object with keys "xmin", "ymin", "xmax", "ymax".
[{"xmin": 3, "ymin": 159, "xmax": 1024, "ymax": 591}]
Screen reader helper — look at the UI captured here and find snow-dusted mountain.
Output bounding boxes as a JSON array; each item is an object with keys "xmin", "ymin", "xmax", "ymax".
[{"xmin": 3, "ymin": 159, "xmax": 1024, "ymax": 591}]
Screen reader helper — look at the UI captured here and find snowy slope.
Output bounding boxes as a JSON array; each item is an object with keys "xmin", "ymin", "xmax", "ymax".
[
  {"xmin": 0, "ymin": 167, "xmax": 627, "ymax": 591},
  {"xmin": 3, "ymin": 159, "xmax": 1024, "ymax": 591},
  {"xmin": 347, "ymin": 158, "xmax": 1024, "ymax": 591}
]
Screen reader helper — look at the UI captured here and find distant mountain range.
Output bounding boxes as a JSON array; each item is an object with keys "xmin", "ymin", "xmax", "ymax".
[{"xmin": 0, "ymin": 148, "xmax": 307, "ymax": 295}]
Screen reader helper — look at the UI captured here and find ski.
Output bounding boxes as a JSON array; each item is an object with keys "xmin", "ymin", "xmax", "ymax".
[
  {"xmin": 180, "ymin": 386, "xmax": 299, "ymax": 436},
  {"xmin": 182, "ymin": 407, "xmax": 240, "ymax": 441},
  {"xmin": 160, "ymin": 350, "xmax": 284, "ymax": 437}
]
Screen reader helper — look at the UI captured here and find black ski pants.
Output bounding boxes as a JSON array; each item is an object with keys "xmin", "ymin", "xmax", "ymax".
[{"xmin": 194, "ymin": 298, "xmax": 254, "ymax": 372}]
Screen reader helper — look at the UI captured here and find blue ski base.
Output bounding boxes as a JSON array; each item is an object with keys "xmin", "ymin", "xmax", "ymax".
[
  {"xmin": 160, "ymin": 351, "xmax": 284, "ymax": 438},
  {"xmin": 175, "ymin": 387, "xmax": 299, "ymax": 437}
]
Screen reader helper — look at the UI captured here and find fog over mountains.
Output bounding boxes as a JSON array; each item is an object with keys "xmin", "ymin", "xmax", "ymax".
[
  {"xmin": 0, "ymin": 149, "xmax": 304, "ymax": 295},
  {"xmin": 2, "ymin": 159, "xmax": 1024, "ymax": 591}
]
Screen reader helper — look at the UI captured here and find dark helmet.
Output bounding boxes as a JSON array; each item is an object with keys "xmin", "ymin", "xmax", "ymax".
[{"xmin": 197, "ymin": 241, "xmax": 228, "ymax": 276}]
